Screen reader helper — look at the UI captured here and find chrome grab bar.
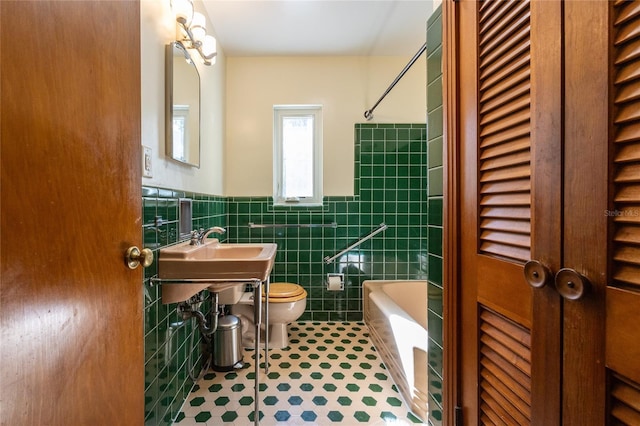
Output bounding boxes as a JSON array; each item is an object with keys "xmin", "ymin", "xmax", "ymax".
[
  {"xmin": 324, "ymin": 223, "xmax": 388, "ymax": 264},
  {"xmin": 248, "ymin": 222, "xmax": 337, "ymax": 229}
]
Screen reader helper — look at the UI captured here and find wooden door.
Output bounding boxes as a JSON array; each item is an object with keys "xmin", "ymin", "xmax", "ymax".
[
  {"xmin": 457, "ymin": 0, "xmax": 563, "ymax": 423},
  {"xmin": 606, "ymin": 0, "xmax": 640, "ymax": 423},
  {"xmin": 0, "ymin": 2, "xmax": 143, "ymax": 424},
  {"xmin": 449, "ymin": 0, "xmax": 640, "ymax": 424}
]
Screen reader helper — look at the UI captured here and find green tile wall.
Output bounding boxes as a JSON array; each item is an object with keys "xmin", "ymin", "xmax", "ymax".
[
  {"xmin": 227, "ymin": 123, "xmax": 428, "ymax": 321},
  {"xmin": 426, "ymin": 5, "xmax": 444, "ymax": 426},
  {"xmin": 142, "ymin": 186, "xmax": 227, "ymax": 425}
]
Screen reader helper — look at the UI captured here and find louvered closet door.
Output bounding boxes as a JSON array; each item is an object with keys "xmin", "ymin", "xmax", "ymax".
[
  {"xmin": 607, "ymin": 1, "xmax": 640, "ymax": 423},
  {"xmin": 458, "ymin": 0, "xmax": 562, "ymax": 424}
]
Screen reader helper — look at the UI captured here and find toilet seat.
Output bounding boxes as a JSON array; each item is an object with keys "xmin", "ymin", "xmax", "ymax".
[{"xmin": 262, "ymin": 282, "xmax": 307, "ymax": 302}]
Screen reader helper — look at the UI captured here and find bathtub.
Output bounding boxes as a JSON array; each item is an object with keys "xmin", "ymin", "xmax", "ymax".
[{"xmin": 363, "ymin": 280, "xmax": 428, "ymax": 422}]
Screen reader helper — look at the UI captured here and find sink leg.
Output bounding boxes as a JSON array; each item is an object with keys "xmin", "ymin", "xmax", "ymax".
[
  {"xmin": 264, "ymin": 278, "xmax": 269, "ymax": 374},
  {"xmin": 253, "ymin": 283, "xmax": 261, "ymax": 425}
]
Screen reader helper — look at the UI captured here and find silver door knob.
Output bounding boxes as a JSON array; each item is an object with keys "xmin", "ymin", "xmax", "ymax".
[{"xmin": 125, "ymin": 246, "xmax": 154, "ymax": 269}]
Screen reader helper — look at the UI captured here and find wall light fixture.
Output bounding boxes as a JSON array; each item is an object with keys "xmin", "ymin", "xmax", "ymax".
[{"xmin": 172, "ymin": 0, "xmax": 217, "ymax": 66}]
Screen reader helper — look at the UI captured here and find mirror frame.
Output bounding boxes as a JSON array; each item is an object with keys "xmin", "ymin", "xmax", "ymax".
[{"xmin": 165, "ymin": 41, "xmax": 201, "ymax": 168}]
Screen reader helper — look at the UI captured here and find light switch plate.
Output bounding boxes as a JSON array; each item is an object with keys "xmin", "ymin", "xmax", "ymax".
[{"xmin": 142, "ymin": 145, "xmax": 152, "ymax": 178}]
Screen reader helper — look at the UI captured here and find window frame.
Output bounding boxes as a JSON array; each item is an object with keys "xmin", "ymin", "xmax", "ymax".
[{"xmin": 273, "ymin": 104, "xmax": 323, "ymax": 206}]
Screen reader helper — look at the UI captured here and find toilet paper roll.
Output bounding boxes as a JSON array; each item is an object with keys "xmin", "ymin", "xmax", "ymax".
[{"xmin": 327, "ymin": 276, "xmax": 342, "ymax": 291}]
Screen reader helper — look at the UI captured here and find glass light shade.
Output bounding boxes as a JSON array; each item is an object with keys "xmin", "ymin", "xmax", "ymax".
[
  {"xmin": 192, "ymin": 28, "xmax": 206, "ymax": 44},
  {"xmin": 190, "ymin": 12, "xmax": 207, "ymax": 43},
  {"xmin": 190, "ymin": 12, "xmax": 206, "ymax": 30},
  {"xmin": 202, "ymin": 35, "xmax": 217, "ymax": 58},
  {"xmin": 173, "ymin": 0, "xmax": 193, "ymax": 25}
]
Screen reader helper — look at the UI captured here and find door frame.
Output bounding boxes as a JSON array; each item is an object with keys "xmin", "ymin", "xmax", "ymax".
[{"xmin": 442, "ymin": 0, "xmax": 461, "ymax": 424}]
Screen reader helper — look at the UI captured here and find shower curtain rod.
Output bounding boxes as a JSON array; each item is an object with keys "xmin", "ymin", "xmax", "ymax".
[{"xmin": 364, "ymin": 42, "xmax": 427, "ymax": 121}]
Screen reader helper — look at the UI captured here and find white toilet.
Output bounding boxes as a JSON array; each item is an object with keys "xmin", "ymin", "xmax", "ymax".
[{"xmin": 231, "ymin": 282, "xmax": 307, "ymax": 349}]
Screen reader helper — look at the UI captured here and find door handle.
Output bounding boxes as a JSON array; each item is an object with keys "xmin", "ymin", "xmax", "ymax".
[
  {"xmin": 554, "ymin": 268, "xmax": 589, "ymax": 301},
  {"xmin": 523, "ymin": 260, "xmax": 553, "ymax": 288},
  {"xmin": 125, "ymin": 246, "xmax": 154, "ymax": 269}
]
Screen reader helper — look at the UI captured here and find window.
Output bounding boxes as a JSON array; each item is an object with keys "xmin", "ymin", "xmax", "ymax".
[{"xmin": 273, "ymin": 105, "xmax": 323, "ymax": 206}]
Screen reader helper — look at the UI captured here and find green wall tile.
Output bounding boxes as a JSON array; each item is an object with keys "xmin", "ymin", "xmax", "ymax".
[
  {"xmin": 428, "ymin": 167, "xmax": 443, "ymax": 196},
  {"xmin": 427, "ymin": 6, "xmax": 443, "ymax": 54},
  {"xmin": 427, "ymin": 105, "xmax": 443, "ymax": 140},
  {"xmin": 427, "ymin": 46, "xmax": 442, "ymax": 85},
  {"xmin": 428, "ymin": 254, "xmax": 442, "ymax": 287},
  {"xmin": 428, "ymin": 198, "xmax": 443, "ymax": 226},
  {"xmin": 426, "ymin": 5, "xmax": 444, "ymax": 410},
  {"xmin": 428, "ymin": 226, "xmax": 443, "ymax": 256},
  {"xmin": 427, "ymin": 76, "xmax": 443, "ymax": 113},
  {"xmin": 142, "ymin": 185, "xmax": 226, "ymax": 425},
  {"xmin": 428, "ymin": 137, "xmax": 443, "ymax": 169}
]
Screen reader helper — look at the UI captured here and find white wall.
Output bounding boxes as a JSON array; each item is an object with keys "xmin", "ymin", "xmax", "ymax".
[
  {"xmin": 141, "ymin": 0, "xmax": 225, "ymax": 195},
  {"xmin": 225, "ymin": 56, "xmax": 426, "ymax": 196}
]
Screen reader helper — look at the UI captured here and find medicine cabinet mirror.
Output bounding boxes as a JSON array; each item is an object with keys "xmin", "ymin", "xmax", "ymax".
[{"xmin": 165, "ymin": 42, "xmax": 200, "ymax": 167}]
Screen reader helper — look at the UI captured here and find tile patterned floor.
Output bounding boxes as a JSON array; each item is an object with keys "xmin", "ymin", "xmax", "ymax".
[{"xmin": 174, "ymin": 321, "xmax": 426, "ymax": 425}]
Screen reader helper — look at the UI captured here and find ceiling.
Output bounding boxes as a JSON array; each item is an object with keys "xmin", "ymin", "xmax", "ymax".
[{"xmin": 202, "ymin": 1, "xmax": 436, "ymax": 57}]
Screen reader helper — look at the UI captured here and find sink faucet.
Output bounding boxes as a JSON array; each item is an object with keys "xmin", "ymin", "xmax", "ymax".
[{"xmin": 190, "ymin": 226, "xmax": 226, "ymax": 245}]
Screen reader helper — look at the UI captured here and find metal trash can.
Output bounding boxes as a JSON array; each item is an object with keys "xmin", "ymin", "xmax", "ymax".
[{"xmin": 212, "ymin": 314, "xmax": 244, "ymax": 371}]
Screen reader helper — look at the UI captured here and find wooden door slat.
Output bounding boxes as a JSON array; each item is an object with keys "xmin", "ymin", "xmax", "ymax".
[
  {"xmin": 480, "ymin": 95, "xmax": 531, "ymax": 128},
  {"xmin": 480, "ymin": 165, "xmax": 531, "ymax": 183},
  {"xmin": 616, "ymin": 37, "xmax": 640, "ymax": 65},
  {"xmin": 615, "ymin": 60, "xmax": 640, "ymax": 86},
  {"xmin": 614, "ymin": 246, "xmax": 640, "ymax": 266},
  {"xmin": 615, "ymin": 163, "xmax": 640, "ymax": 182},
  {"xmin": 480, "ymin": 242, "xmax": 531, "ymax": 261},
  {"xmin": 480, "ymin": 68, "xmax": 531, "ymax": 107},
  {"xmin": 481, "ymin": 219, "xmax": 530, "ymax": 235},
  {"xmin": 615, "ymin": 184, "xmax": 640, "ymax": 203},
  {"xmin": 480, "ymin": 137, "xmax": 530, "ymax": 160},
  {"xmin": 480, "ymin": 206, "xmax": 531, "ymax": 220},
  {"xmin": 615, "ymin": 79, "xmax": 640, "ymax": 104},
  {"xmin": 615, "ymin": 122, "xmax": 640, "ymax": 143},
  {"xmin": 480, "ymin": 55, "xmax": 531, "ymax": 96},
  {"xmin": 479, "ymin": 149, "xmax": 530, "ymax": 172},
  {"xmin": 482, "ymin": 358, "xmax": 531, "ymax": 403},
  {"xmin": 480, "ymin": 109, "xmax": 531, "ymax": 139},
  {"xmin": 480, "ymin": 123, "xmax": 530, "ymax": 149},
  {"xmin": 481, "ymin": 178, "xmax": 531, "ymax": 194},
  {"xmin": 615, "ymin": 143, "xmax": 640, "ymax": 162},
  {"xmin": 480, "ymin": 193, "xmax": 530, "ymax": 207},
  {"xmin": 615, "ymin": 1, "xmax": 640, "ymax": 28}
]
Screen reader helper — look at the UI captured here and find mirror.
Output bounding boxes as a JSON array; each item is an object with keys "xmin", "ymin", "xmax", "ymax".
[{"xmin": 166, "ymin": 42, "xmax": 200, "ymax": 167}]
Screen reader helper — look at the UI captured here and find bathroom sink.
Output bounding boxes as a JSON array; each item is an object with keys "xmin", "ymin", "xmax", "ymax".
[
  {"xmin": 158, "ymin": 239, "xmax": 277, "ymax": 304},
  {"xmin": 159, "ymin": 239, "xmax": 277, "ymax": 280}
]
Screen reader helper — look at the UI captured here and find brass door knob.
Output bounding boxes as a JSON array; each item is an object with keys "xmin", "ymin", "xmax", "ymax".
[
  {"xmin": 125, "ymin": 246, "xmax": 154, "ymax": 269},
  {"xmin": 554, "ymin": 268, "xmax": 589, "ymax": 301},
  {"xmin": 523, "ymin": 260, "xmax": 552, "ymax": 288}
]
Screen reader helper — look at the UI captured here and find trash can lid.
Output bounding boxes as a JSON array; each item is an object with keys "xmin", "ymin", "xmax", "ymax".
[{"xmin": 218, "ymin": 314, "xmax": 240, "ymax": 329}]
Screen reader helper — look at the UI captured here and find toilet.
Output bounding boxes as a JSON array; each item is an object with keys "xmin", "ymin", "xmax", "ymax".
[{"xmin": 231, "ymin": 282, "xmax": 307, "ymax": 349}]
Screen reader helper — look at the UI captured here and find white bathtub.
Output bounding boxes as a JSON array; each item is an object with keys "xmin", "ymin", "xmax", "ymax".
[{"xmin": 363, "ymin": 280, "xmax": 428, "ymax": 422}]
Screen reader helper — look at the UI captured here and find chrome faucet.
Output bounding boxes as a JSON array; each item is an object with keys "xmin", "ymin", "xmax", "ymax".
[{"xmin": 190, "ymin": 226, "xmax": 226, "ymax": 245}]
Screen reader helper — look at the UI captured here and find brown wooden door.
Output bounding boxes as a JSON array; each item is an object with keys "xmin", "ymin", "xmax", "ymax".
[
  {"xmin": 452, "ymin": 0, "xmax": 640, "ymax": 424},
  {"xmin": 457, "ymin": 0, "xmax": 563, "ymax": 424},
  {"xmin": 606, "ymin": 1, "xmax": 640, "ymax": 423},
  {"xmin": 0, "ymin": 2, "xmax": 143, "ymax": 424}
]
